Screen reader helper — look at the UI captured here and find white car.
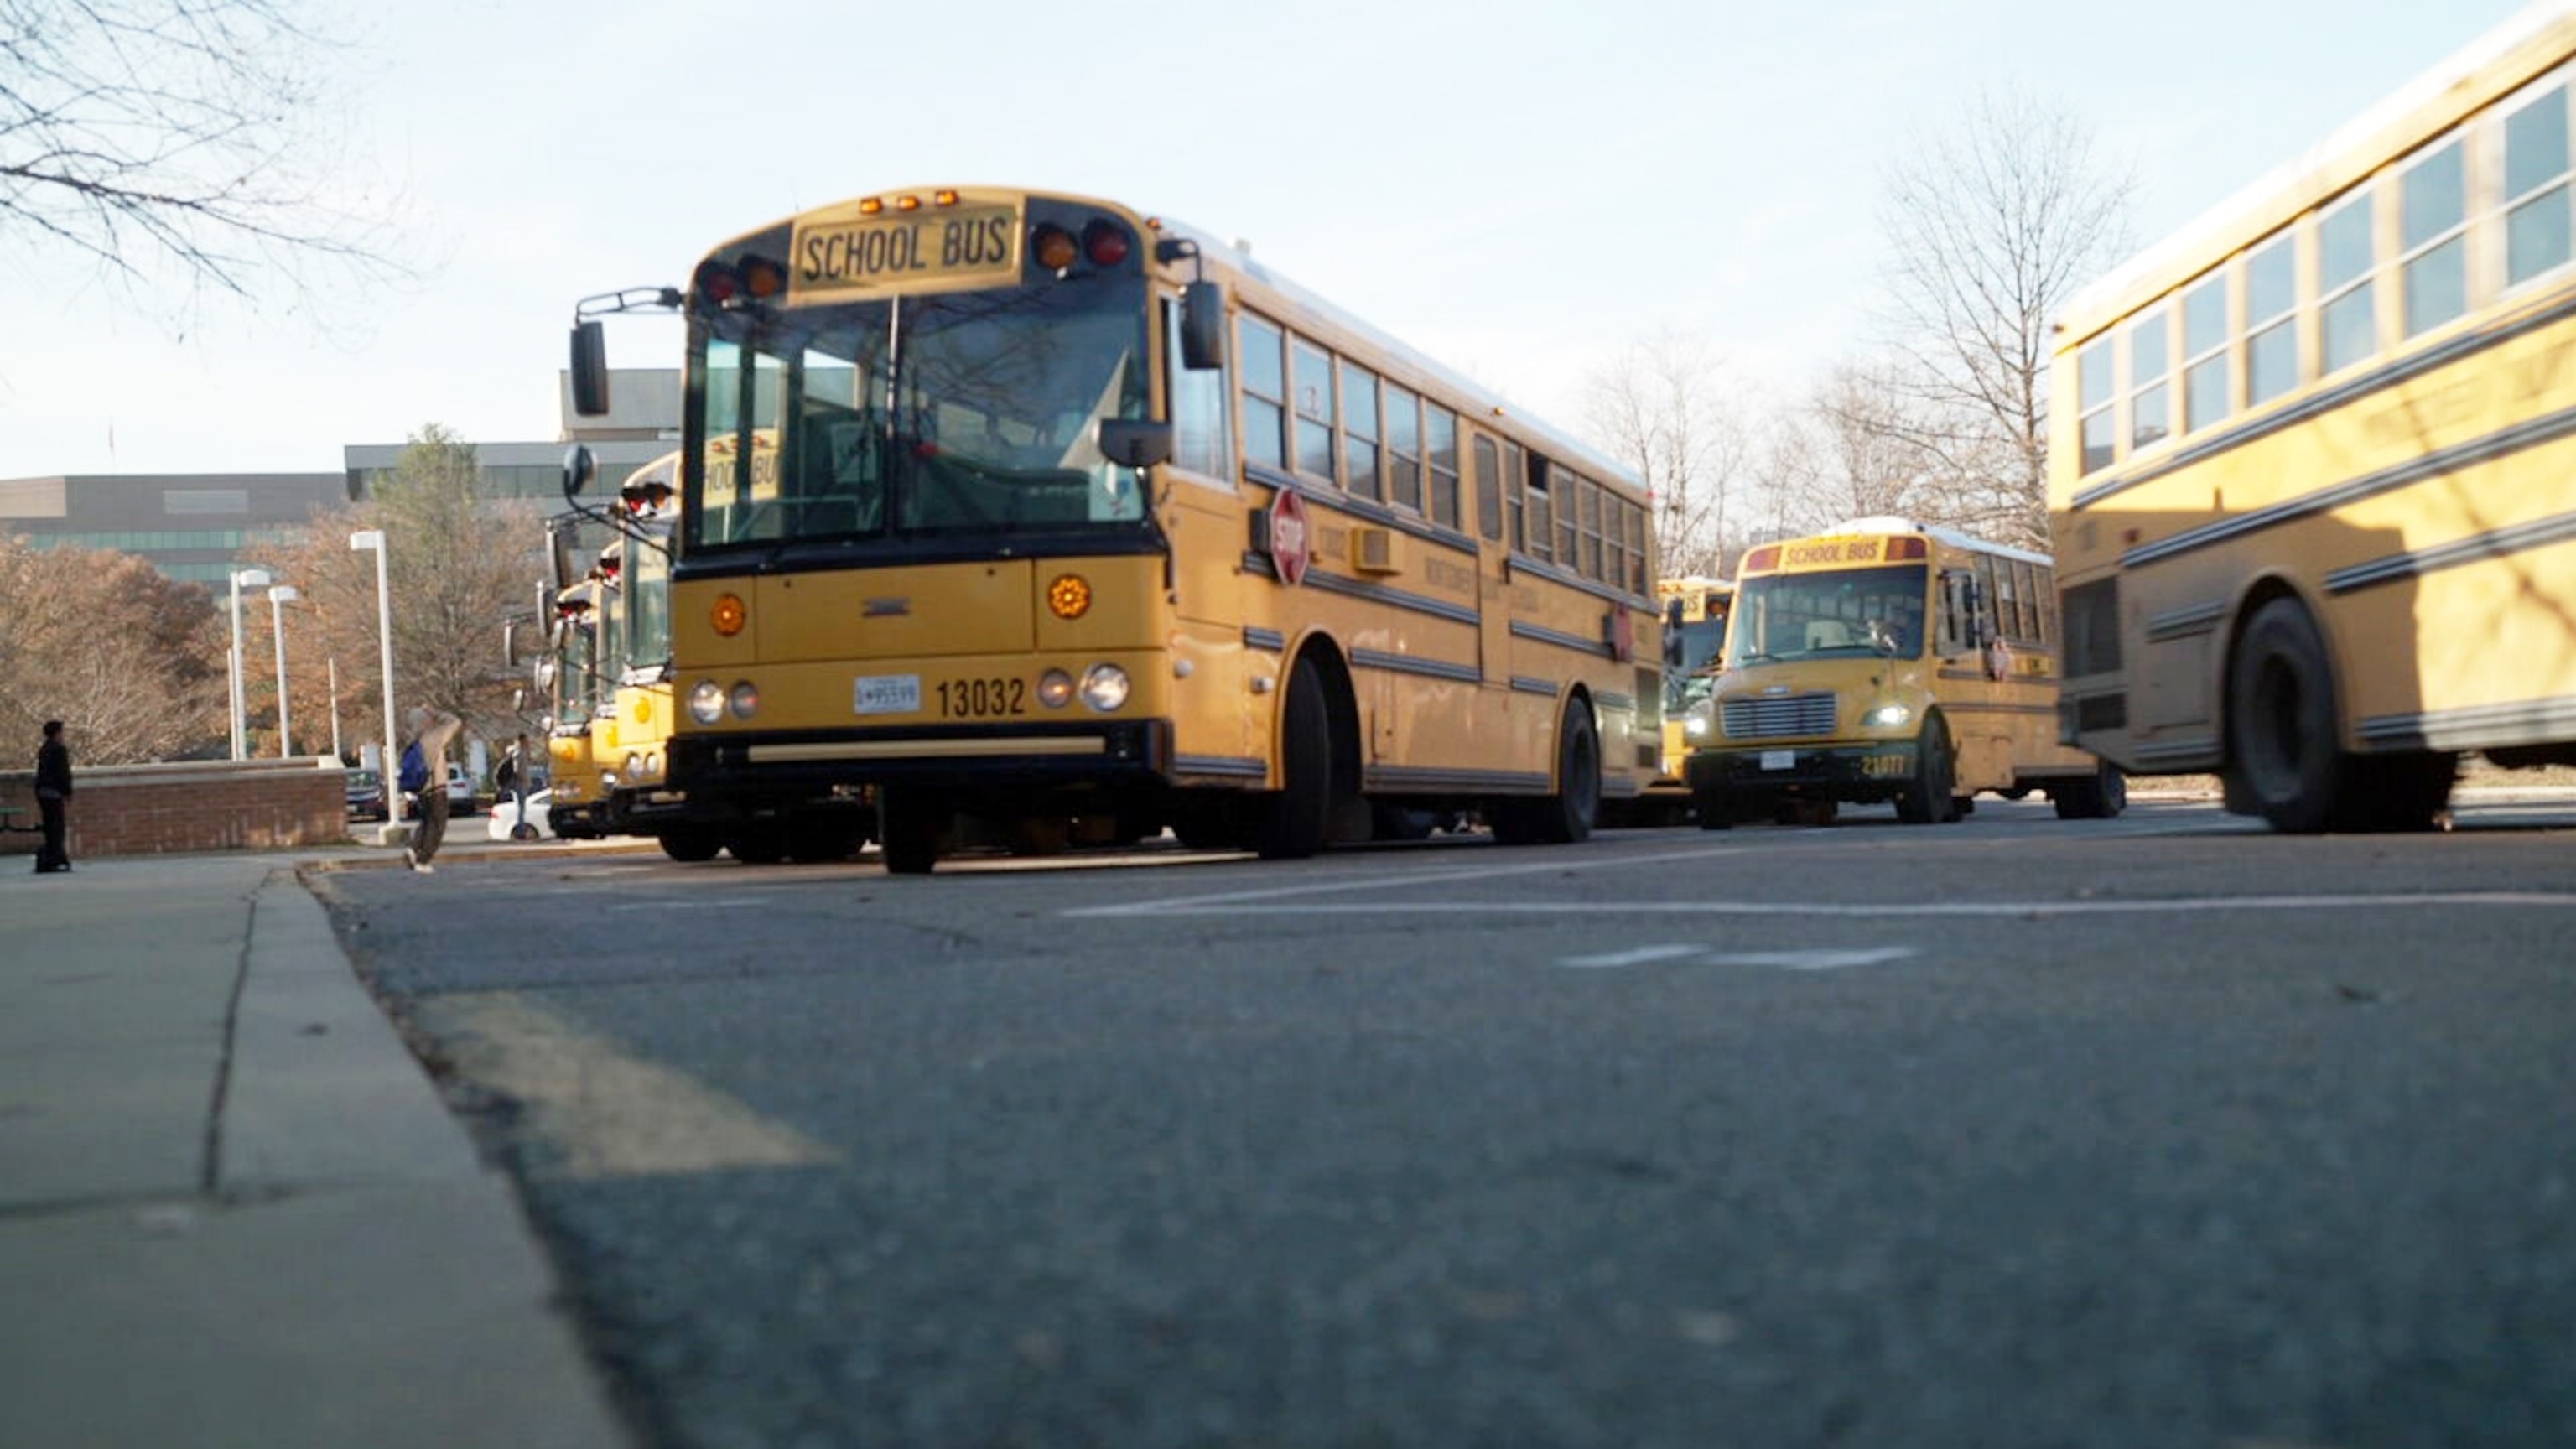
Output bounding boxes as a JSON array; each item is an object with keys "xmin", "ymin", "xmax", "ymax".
[{"xmin": 487, "ymin": 788, "xmax": 555, "ymax": 842}]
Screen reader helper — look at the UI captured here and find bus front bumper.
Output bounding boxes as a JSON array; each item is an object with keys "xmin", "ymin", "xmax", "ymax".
[
  {"xmin": 1685, "ymin": 740, "xmax": 1919, "ymax": 808},
  {"xmin": 673, "ymin": 720, "xmax": 1173, "ymax": 809}
]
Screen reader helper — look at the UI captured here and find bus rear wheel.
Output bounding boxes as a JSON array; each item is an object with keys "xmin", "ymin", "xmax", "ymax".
[
  {"xmin": 2226, "ymin": 598, "xmax": 2343, "ymax": 834},
  {"xmin": 1894, "ymin": 717, "xmax": 1959, "ymax": 824},
  {"xmin": 1493, "ymin": 699, "xmax": 1600, "ymax": 844},
  {"xmin": 2050, "ymin": 760, "xmax": 2128, "ymax": 819},
  {"xmin": 657, "ymin": 825, "xmax": 723, "ymax": 862}
]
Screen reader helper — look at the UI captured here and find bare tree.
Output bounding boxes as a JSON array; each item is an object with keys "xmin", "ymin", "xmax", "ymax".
[
  {"xmin": 0, "ymin": 538, "xmax": 227, "ymax": 761},
  {"xmin": 1583, "ymin": 332, "xmax": 1760, "ymax": 579},
  {"xmin": 1764, "ymin": 359, "xmax": 1966, "ymax": 538},
  {"xmin": 1872, "ymin": 87, "xmax": 2135, "ymax": 548},
  {"xmin": 0, "ymin": 0, "xmax": 417, "ymax": 313},
  {"xmin": 247, "ymin": 424, "xmax": 544, "ymax": 766}
]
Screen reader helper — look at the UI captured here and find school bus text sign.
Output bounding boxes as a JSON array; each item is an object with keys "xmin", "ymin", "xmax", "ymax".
[{"xmin": 1779, "ymin": 536, "xmax": 1885, "ymax": 569}]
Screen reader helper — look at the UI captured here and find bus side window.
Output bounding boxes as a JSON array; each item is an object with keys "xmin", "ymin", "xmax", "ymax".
[
  {"xmin": 1473, "ymin": 433, "xmax": 1504, "ymax": 543},
  {"xmin": 1939, "ymin": 569, "xmax": 1987, "ymax": 656}
]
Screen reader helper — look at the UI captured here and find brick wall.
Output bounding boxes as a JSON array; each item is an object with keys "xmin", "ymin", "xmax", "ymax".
[{"xmin": 0, "ymin": 757, "xmax": 352, "ymax": 860}]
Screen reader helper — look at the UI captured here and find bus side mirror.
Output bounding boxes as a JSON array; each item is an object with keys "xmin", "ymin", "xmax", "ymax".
[
  {"xmin": 1098, "ymin": 419, "xmax": 1175, "ymax": 469},
  {"xmin": 1180, "ymin": 281, "xmax": 1226, "ymax": 371},
  {"xmin": 570, "ymin": 320, "xmax": 610, "ymax": 417},
  {"xmin": 1661, "ymin": 598, "xmax": 1685, "ymax": 668},
  {"xmin": 564, "ymin": 443, "xmax": 598, "ymax": 500}
]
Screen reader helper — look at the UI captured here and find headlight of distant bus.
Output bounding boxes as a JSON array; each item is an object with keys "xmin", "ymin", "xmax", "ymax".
[
  {"xmin": 1685, "ymin": 713, "xmax": 1709, "ymax": 740},
  {"xmin": 1080, "ymin": 663, "xmax": 1130, "ymax": 712},
  {"xmin": 688, "ymin": 681, "xmax": 724, "ymax": 724},
  {"xmin": 1865, "ymin": 702, "xmax": 1914, "ymax": 729},
  {"xmin": 729, "ymin": 683, "xmax": 759, "ymax": 720},
  {"xmin": 625, "ymin": 750, "xmax": 643, "ymax": 777},
  {"xmin": 1037, "ymin": 668, "xmax": 1075, "ymax": 709}
]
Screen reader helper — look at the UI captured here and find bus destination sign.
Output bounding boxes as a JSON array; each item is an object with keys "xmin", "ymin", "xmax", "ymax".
[
  {"xmin": 1779, "ymin": 536, "xmax": 1885, "ymax": 569},
  {"xmin": 792, "ymin": 205, "xmax": 1017, "ymax": 298}
]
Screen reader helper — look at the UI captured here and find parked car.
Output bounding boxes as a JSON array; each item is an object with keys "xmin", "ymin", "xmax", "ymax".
[
  {"xmin": 487, "ymin": 788, "xmax": 554, "ymax": 842},
  {"xmin": 345, "ymin": 768, "xmax": 389, "ymax": 823}
]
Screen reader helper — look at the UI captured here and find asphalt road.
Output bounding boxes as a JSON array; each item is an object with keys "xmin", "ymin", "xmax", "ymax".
[{"xmin": 314, "ymin": 795, "xmax": 2576, "ymax": 1449}]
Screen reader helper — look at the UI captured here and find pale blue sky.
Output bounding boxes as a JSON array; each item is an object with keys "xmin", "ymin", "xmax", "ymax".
[{"xmin": 0, "ymin": 0, "xmax": 2533, "ymax": 479}]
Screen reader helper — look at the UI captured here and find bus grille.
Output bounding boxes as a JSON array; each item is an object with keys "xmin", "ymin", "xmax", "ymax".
[{"xmin": 1723, "ymin": 693, "xmax": 1839, "ymax": 739}]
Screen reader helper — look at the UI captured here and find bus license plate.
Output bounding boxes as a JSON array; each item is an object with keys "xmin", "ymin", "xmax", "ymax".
[
  {"xmin": 1761, "ymin": 750, "xmax": 1794, "ymax": 771},
  {"xmin": 854, "ymin": 674, "xmax": 921, "ymax": 715}
]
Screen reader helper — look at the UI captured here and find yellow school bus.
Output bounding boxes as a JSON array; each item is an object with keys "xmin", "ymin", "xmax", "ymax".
[
  {"xmin": 2050, "ymin": 4, "xmax": 2576, "ymax": 831},
  {"xmin": 582, "ymin": 454, "xmax": 876, "ymax": 862},
  {"xmin": 536, "ymin": 549, "xmax": 613, "ymax": 840},
  {"xmin": 568, "ymin": 185, "xmax": 1660, "ymax": 872},
  {"xmin": 1657, "ymin": 574, "xmax": 1734, "ymax": 776},
  {"xmin": 1684, "ymin": 517, "xmax": 2122, "ymax": 826}
]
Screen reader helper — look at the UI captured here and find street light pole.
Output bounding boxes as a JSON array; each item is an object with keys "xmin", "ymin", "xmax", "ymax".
[
  {"xmin": 328, "ymin": 656, "xmax": 344, "ymax": 761},
  {"xmin": 226, "ymin": 567, "xmax": 273, "ymax": 761},
  {"xmin": 350, "ymin": 530, "xmax": 397, "ymax": 817},
  {"xmin": 268, "ymin": 584, "xmax": 300, "ymax": 757}
]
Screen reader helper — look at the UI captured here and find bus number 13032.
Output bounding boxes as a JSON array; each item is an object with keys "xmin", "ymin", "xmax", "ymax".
[{"xmin": 938, "ymin": 678, "xmax": 1026, "ymax": 719}]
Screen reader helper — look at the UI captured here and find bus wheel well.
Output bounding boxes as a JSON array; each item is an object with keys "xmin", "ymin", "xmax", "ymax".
[
  {"xmin": 2218, "ymin": 577, "xmax": 2314, "ymax": 771},
  {"xmin": 1292, "ymin": 641, "xmax": 1363, "ymax": 802}
]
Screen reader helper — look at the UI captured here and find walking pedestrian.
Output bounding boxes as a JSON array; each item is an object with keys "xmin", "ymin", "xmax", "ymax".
[
  {"xmin": 402, "ymin": 704, "xmax": 463, "ymax": 874},
  {"xmin": 33, "ymin": 719, "xmax": 72, "ymax": 874}
]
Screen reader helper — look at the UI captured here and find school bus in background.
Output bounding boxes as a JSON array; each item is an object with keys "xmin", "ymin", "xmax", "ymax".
[
  {"xmin": 1657, "ymin": 574, "xmax": 1734, "ymax": 773},
  {"xmin": 568, "ymin": 184, "xmax": 1661, "ymax": 872},
  {"xmin": 534, "ymin": 523, "xmax": 613, "ymax": 839},
  {"xmin": 2051, "ymin": 3, "xmax": 2576, "ymax": 832},
  {"xmin": 1683, "ymin": 517, "xmax": 2124, "ymax": 827},
  {"xmin": 1608, "ymin": 574, "xmax": 1733, "ymax": 825},
  {"xmin": 581, "ymin": 454, "xmax": 876, "ymax": 863}
]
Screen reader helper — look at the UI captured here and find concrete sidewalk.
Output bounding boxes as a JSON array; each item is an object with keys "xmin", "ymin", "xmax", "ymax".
[{"xmin": 0, "ymin": 841, "xmax": 643, "ymax": 1449}]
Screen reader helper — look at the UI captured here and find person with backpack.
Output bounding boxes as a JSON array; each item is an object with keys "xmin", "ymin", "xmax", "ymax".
[{"xmin": 401, "ymin": 704, "xmax": 463, "ymax": 873}]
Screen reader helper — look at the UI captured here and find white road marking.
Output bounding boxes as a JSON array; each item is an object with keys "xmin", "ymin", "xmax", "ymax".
[
  {"xmin": 1079, "ymin": 890, "xmax": 2576, "ymax": 920},
  {"xmin": 1708, "ymin": 946, "xmax": 1919, "ymax": 970},
  {"xmin": 1558, "ymin": 944, "xmax": 1706, "ymax": 969},
  {"xmin": 604, "ymin": 896, "xmax": 777, "ymax": 911}
]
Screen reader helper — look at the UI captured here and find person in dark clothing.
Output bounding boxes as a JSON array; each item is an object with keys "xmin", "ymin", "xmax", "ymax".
[{"xmin": 34, "ymin": 719, "xmax": 72, "ymax": 873}]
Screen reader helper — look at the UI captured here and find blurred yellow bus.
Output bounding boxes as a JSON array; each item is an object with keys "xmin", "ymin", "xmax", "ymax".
[
  {"xmin": 1610, "ymin": 574, "xmax": 1733, "ymax": 826},
  {"xmin": 2051, "ymin": 4, "xmax": 2576, "ymax": 831},
  {"xmin": 1684, "ymin": 517, "xmax": 2122, "ymax": 826},
  {"xmin": 532, "ymin": 541, "xmax": 613, "ymax": 835},
  {"xmin": 569, "ymin": 185, "xmax": 1661, "ymax": 872}
]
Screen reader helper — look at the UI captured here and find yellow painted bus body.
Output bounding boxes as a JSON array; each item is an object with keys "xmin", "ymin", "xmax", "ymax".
[
  {"xmin": 2050, "ymin": 5, "xmax": 2576, "ymax": 830},
  {"xmin": 630, "ymin": 186, "xmax": 1661, "ymax": 870},
  {"xmin": 1684, "ymin": 519, "xmax": 2117, "ymax": 827},
  {"xmin": 541, "ymin": 575, "xmax": 614, "ymax": 839}
]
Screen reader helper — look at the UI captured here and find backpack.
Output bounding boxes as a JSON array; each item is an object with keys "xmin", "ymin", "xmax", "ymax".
[{"xmin": 397, "ymin": 740, "xmax": 431, "ymax": 794}]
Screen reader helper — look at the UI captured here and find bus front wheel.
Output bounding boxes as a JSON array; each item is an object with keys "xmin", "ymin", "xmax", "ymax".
[
  {"xmin": 2225, "ymin": 599, "xmax": 2343, "ymax": 834},
  {"xmin": 879, "ymin": 787, "xmax": 948, "ymax": 874},
  {"xmin": 1895, "ymin": 717, "xmax": 1959, "ymax": 824},
  {"xmin": 1255, "ymin": 658, "xmax": 1332, "ymax": 860}
]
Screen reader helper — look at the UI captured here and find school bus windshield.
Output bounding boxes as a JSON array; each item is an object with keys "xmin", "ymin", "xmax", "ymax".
[
  {"xmin": 1730, "ymin": 565, "xmax": 1928, "ymax": 663},
  {"xmin": 688, "ymin": 279, "xmax": 1152, "ymax": 551}
]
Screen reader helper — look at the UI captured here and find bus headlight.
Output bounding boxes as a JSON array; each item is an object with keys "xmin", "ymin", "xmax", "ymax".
[
  {"xmin": 1037, "ymin": 668, "xmax": 1075, "ymax": 709},
  {"xmin": 1080, "ymin": 663, "xmax": 1130, "ymax": 712},
  {"xmin": 729, "ymin": 683, "xmax": 760, "ymax": 719},
  {"xmin": 688, "ymin": 680, "xmax": 725, "ymax": 724},
  {"xmin": 1685, "ymin": 713, "xmax": 1709, "ymax": 740},
  {"xmin": 1865, "ymin": 702, "xmax": 1914, "ymax": 729},
  {"xmin": 625, "ymin": 750, "xmax": 643, "ymax": 777}
]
